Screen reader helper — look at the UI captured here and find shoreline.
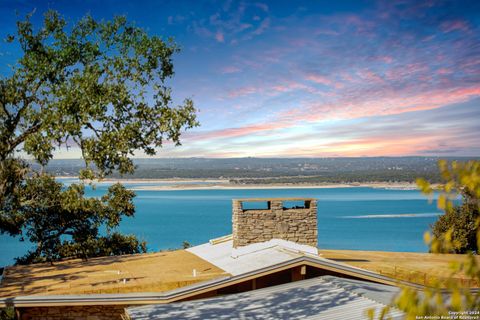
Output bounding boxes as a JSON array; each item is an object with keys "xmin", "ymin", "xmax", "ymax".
[
  {"xmin": 54, "ymin": 176, "xmax": 419, "ymax": 191},
  {"xmin": 128, "ymin": 182, "xmax": 419, "ymax": 191}
]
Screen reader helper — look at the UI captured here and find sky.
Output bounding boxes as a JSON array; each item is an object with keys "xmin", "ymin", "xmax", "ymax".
[{"xmin": 1, "ymin": 0, "xmax": 479, "ymax": 158}]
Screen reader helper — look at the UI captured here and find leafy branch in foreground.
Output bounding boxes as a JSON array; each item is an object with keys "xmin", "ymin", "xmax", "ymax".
[
  {"xmin": 370, "ymin": 160, "xmax": 480, "ymax": 319},
  {"xmin": 0, "ymin": 10, "xmax": 198, "ymax": 264}
]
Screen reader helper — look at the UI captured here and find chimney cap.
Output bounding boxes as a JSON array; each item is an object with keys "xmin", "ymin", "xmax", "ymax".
[{"xmin": 233, "ymin": 198, "xmax": 316, "ymax": 202}]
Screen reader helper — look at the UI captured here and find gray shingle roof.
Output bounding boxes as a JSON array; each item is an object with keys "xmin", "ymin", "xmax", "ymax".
[{"xmin": 126, "ymin": 276, "xmax": 404, "ymax": 320}]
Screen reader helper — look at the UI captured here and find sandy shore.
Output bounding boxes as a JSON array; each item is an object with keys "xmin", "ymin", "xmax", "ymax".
[
  {"xmin": 55, "ymin": 176, "xmax": 419, "ymax": 191},
  {"xmin": 125, "ymin": 181, "xmax": 419, "ymax": 191}
]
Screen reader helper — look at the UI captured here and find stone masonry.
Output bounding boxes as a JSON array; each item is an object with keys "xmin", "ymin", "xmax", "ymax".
[{"xmin": 232, "ymin": 198, "xmax": 318, "ymax": 248}]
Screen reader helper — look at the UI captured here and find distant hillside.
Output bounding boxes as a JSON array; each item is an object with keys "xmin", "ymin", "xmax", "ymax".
[{"xmin": 34, "ymin": 157, "xmax": 479, "ymax": 184}]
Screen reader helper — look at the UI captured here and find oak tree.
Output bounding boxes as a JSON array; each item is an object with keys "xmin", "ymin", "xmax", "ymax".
[{"xmin": 0, "ymin": 11, "xmax": 198, "ymax": 264}]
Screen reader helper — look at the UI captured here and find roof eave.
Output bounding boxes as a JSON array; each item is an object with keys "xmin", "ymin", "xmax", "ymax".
[{"xmin": 0, "ymin": 255, "xmax": 423, "ymax": 308}]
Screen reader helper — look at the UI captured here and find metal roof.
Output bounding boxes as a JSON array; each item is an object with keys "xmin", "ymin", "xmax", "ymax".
[
  {"xmin": 126, "ymin": 276, "xmax": 404, "ymax": 320},
  {"xmin": 187, "ymin": 239, "xmax": 307, "ymax": 275},
  {"xmin": 319, "ymin": 276, "xmax": 401, "ymax": 306},
  {"xmin": 186, "ymin": 239, "xmax": 423, "ymax": 289},
  {"xmin": 0, "ymin": 241, "xmax": 424, "ymax": 307}
]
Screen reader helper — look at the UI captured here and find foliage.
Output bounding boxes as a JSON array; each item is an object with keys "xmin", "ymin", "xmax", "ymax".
[
  {"xmin": 0, "ymin": 307, "xmax": 14, "ymax": 320},
  {"xmin": 430, "ymin": 190, "xmax": 479, "ymax": 253},
  {"xmin": 0, "ymin": 10, "xmax": 197, "ymax": 176},
  {"xmin": 418, "ymin": 160, "xmax": 480, "ymax": 254},
  {"xmin": 182, "ymin": 240, "xmax": 192, "ymax": 249},
  {"xmin": 370, "ymin": 160, "xmax": 480, "ymax": 319},
  {"xmin": 6, "ymin": 174, "xmax": 146, "ymax": 264},
  {"xmin": 15, "ymin": 233, "xmax": 147, "ymax": 265},
  {"xmin": 0, "ymin": 10, "xmax": 197, "ymax": 264}
]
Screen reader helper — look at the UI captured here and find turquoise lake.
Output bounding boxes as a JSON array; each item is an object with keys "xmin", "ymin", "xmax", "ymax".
[{"xmin": 0, "ymin": 182, "xmax": 442, "ymax": 267}]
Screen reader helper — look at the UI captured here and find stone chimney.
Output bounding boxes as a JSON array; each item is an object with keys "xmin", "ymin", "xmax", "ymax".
[{"xmin": 232, "ymin": 198, "xmax": 318, "ymax": 249}]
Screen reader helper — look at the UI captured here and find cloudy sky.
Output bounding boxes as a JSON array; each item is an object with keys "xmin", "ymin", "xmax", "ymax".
[{"xmin": 1, "ymin": 0, "xmax": 479, "ymax": 158}]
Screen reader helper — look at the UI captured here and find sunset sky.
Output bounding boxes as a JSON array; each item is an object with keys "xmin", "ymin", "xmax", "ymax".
[{"xmin": 1, "ymin": 0, "xmax": 479, "ymax": 158}]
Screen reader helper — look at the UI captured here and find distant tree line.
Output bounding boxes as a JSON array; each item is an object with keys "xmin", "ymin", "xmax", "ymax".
[
  {"xmin": 39, "ymin": 157, "xmax": 479, "ymax": 183},
  {"xmin": 229, "ymin": 170, "xmax": 442, "ymax": 184}
]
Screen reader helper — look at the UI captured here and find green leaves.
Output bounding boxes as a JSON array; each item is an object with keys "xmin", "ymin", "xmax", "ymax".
[
  {"xmin": 1, "ymin": 10, "xmax": 198, "ymax": 176},
  {"xmin": 6, "ymin": 173, "xmax": 144, "ymax": 264},
  {"xmin": 423, "ymin": 160, "xmax": 480, "ymax": 254},
  {"xmin": 0, "ymin": 11, "xmax": 200, "ymax": 264},
  {"xmin": 416, "ymin": 177, "xmax": 433, "ymax": 195},
  {"xmin": 375, "ymin": 160, "xmax": 480, "ymax": 319}
]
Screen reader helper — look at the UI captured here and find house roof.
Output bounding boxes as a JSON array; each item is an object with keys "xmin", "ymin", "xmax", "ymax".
[
  {"xmin": 0, "ymin": 250, "xmax": 228, "ymax": 298},
  {"xmin": 187, "ymin": 238, "xmax": 312, "ymax": 275},
  {"xmin": 1, "ymin": 235, "xmax": 476, "ymax": 308},
  {"xmin": 188, "ymin": 238, "xmax": 423, "ymax": 289},
  {"xmin": 0, "ymin": 253, "xmax": 418, "ymax": 308},
  {"xmin": 0, "ymin": 237, "xmax": 422, "ymax": 308},
  {"xmin": 125, "ymin": 276, "xmax": 404, "ymax": 320}
]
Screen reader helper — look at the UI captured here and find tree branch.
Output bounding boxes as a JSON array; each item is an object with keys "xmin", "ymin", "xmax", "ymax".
[
  {"xmin": 85, "ymin": 122, "xmax": 103, "ymax": 139},
  {"xmin": 8, "ymin": 120, "xmax": 42, "ymax": 152}
]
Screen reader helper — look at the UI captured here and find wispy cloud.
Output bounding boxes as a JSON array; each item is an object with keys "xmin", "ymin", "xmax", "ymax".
[
  {"xmin": 190, "ymin": 1, "xmax": 271, "ymax": 44},
  {"xmin": 227, "ymin": 85, "xmax": 259, "ymax": 98},
  {"xmin": 221, "ymin": 66, "xmax": 241, "ymax": 74},
  {"xmin": 305, "ymin": 74, "xmax": 333, "ymax": 86},
  {"xmin": 177, "ymin": 98, "xmax": 480, "ymax": 157},
  {"xmin": 215, "ymin": 31, "xmax": 225, "ymax": 43},
  {"xmin": 441, "ymin": 20, "xmax": 471, "ymax": 33},
  {"xmin": 15, "ymin": 0, "xmax": 478, "ymax": 158}
]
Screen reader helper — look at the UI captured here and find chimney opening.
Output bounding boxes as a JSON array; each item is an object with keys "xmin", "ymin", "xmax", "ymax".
[
  {"xmin": 282, "ymin": 200, "xmax": 311, "ymax": 210},
  {"xmin": 241, "ymin": 201, "xmax": 271, "ymax": 211}
]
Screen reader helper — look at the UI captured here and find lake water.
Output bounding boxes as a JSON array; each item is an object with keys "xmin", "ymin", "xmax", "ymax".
[{"xmin": 0, "ymin": 182, "xmax": 442, "ymax": 267}]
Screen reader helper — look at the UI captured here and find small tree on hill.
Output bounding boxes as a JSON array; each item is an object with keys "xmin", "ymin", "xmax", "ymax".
[
  {"xmin": 431, "ymin": 189, "xmax": 479, "ymax": 253},
  {"xmin": 0, "ymin": 10, "xmax": 198, "ymax": 264}
]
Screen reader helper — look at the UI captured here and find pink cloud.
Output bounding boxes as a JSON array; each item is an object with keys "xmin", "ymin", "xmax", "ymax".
[
  {"xmin": 238, "ymin": 23, "xmax": 253, "ymax": 31},
  {"xmin": 305, "ymin": 74, "xmax": 345, "ymax": 89},
  {"xmin": 306, "ymin": 74, "xmax": 333, "ymax": 86},
  {"xmin": 302, "ymin": 85, "xmax": 480, "ymax": 123},
  {"xmin": 227, "ymin": 86, "xmax": 259, "ymax": 98},
  {"xmin": 441, "ymin": 20, "xmax": 470, "ymax": 33},
  {"xmin": 215, "ymin": 31, "xmax": 225, "ymax": 42},
  {"xmin": 270, "ymin": 81, "xmax": 309, "ymax": 93},
  {"xmin": 384, "ymin": 63, "xmax": 428, "ymax": 80},
  {"xmin": 188, "ymin": 122, "xmax": 284, "ymax": 141},
  {"xmin": 437, "ymin": 68, "xmax": 452, "ymax": 75},
  {"xmin": 178, "ymin": 82, "xmax": 480, "ymax": 157},
  {"xmin": 378, "ymin": 56, "xmax": 393, "ymax": 63},
  {"xmin": 194, "ymin": 85, "xmax": 480, "ymax": 143},
  {"xmin": 221, "ymin": 66, "xmax": 241, "ymax": 74},
  {"xmin": 312, "ymin": 136, "xmax": 437, "ymax": 157},
  {"xmin": 357, "ymin": 70, "xmax": 383, "ymax": 83},
  {"xmin": 459, "ymin": 58, "xmax": 480, "ymax": 73},
  {"xmin": 340, "ymin": 73, "xmax": 355, "ymax": 83},
  {"xmin": 227, "ymin": 80, "xmax": 313, "ymax": 98},
  {"xmin": 342, "ymin": 14, "xmax": 375, "ymax": 35},
  {"xmin": 252, "ymin": 17, "xmax": 270, "ymax": 36}
]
